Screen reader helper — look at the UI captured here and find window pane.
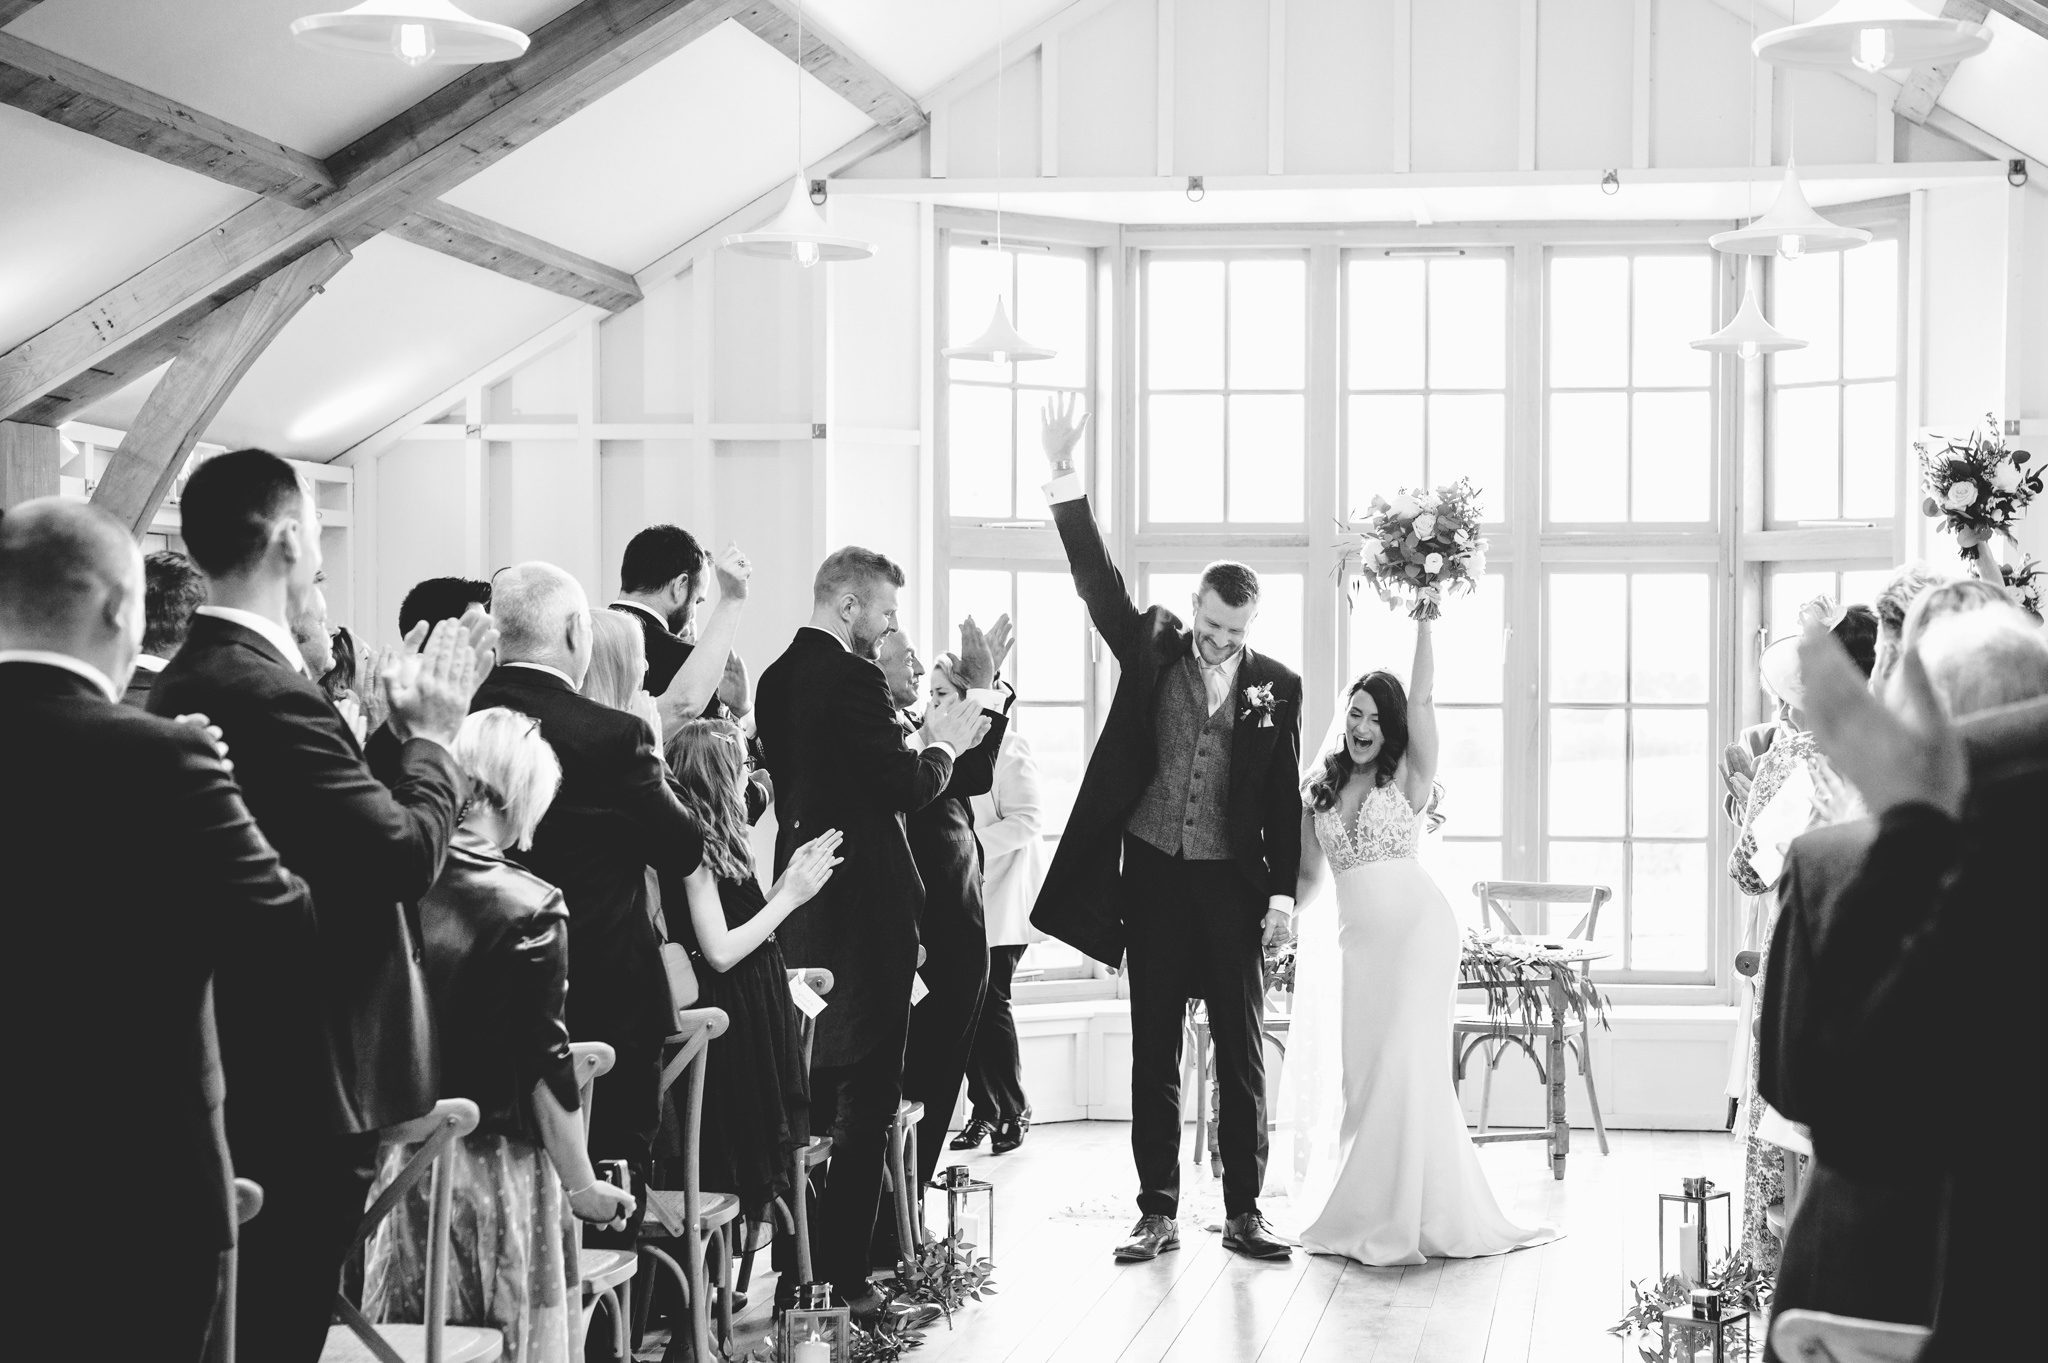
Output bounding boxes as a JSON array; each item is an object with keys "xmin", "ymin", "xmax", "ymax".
[
  {"xmin": 1429, "ymin": 257, "xmax": 1506, "ymax": 390},
  {"xmin": 1424, "ymin": 840, "xmax": 1501, "ymax": 929},
  {"xmin": 1018, "ymin": 705, "xmax": 1087, "ymax": 833},
  {"xmin": 1549, "ymin": 256, "xmax": 1629, "ymax": 388},
  {"xmin": 1632, "ymin": 710, "xmax": 1708, "ymax": 837},
  {"xmin": 1347, "ymin": 395, "xmax": 1425, "ymax": 514},
  {"xmin": 949, "ymin": 384, "xmax": 1013, "ymax": 518},
  {"xmin": 1842, "ymin": 238, "xmax": 1898, "ymax": 380},
  {"xmin": 1229, "ymin": 258, "xmax": 1306, "ymax": 390},
  {"xmin": 1631, "ymin": 573, "xmax": 1710, "ymax": 703},
  {"xmin": 1841, "ymin": 568, "xmax": 1891, "ymax": 609},
  {"xmin": 1550, "ymin": 391, "xmax": 1628, "ymax": 522},
  {"xmin": 1772, "ymin": 253, "xmax": 1840, "ymax": 385},
  {"xmin": 1631, "ymin": 255, "xmax": 1712, "ymax": 389},
  {"xmin": 1768, "ymin": 570, "xmax": 1837, "ymax": 640},
  {"xmin": 948, "ymin": 245, "xmax": 1012, "ymax": 384},
  {"xmin": 1631, "ymin": 842, "xmax": 1707, "ymax": 971},
  {"xmin": 1228, "ymin": 394, "xmax": 1306, "ymax": 523},
  {"xmin": 1771, "ymin": 385, "xmax": 1841, "ymax": 521},
  {"xmin": 1017, "ymin": 252, "xmax": 1088, "ymax": 390},
  {"xmin": 949, "ymin": 569, "xmax": 1012, "ymax": 637},
  {"xmin": 1548, "ymin": 709, "xmax": 1627, "ymax": 835},
  {"xmin": 1548, "ymin": 840, "xmax": 1626, "ymax": 950},
  {"xmin": 1347, "ymin": 258, "xmax": 1425, "ymax": 390},
  {"xmin": 1148, "ymin": 259, "xmax": 1224, "ymax": 390},
  {"xmin": 1841, "ymin": 381, "xmax": 1898, "ymax": 520},
  {"xmin": 1349, "ymin": 573, "xmax": 1506, "ymax": 704},
  {"xmin": 1550, "ymin": 574, "xmax": 1627, "ymax": 702},
  {"xmin": 1438, "ymin": 707, "xmax": 1504, "ymax": 837},
  {"xmin": 1632, "ymin": 390, "xmax": 1711, "ymax": 522},
  {"xmin": 1147, "ymin": 394, "xmax": 1224, "ymax": 522},
  {"xmin": 1429, "ymin": 394, "xmax": 1506, "ymax": 508},
  {"xmin": 1015, "ymin": 570, "xmax": 1086, "ymax": 702}
]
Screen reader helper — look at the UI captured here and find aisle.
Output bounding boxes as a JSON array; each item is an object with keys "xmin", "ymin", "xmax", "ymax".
[{"xmin": 698, "ymin": 1120, "xmax": 1737, "ymax": 1362}]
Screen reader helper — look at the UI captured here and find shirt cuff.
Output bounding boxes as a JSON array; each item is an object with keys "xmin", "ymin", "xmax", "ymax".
[
  {"xmin": 926, "ymin": 741, "xmax": 958, "ymax": 762},
  {"xmin": 1268, "ymin": 895, "xmax": 1295, "ymax": 913},
  {"xmin": 966, "ymin": 686, "xmax": 1008, "ymax": 714},
  {"xmin": 1043, "ymin": 470, "xmax": 1084, "ymax": 504}
]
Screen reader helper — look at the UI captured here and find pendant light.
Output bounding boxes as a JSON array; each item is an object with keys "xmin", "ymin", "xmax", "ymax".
[
  {"xmin": 1708, "ymin": 160, "xmax": 1872, "ymax": 259},
  {"xmin": 1753, "ymin": 0, "xmax": 1990, "ymax": 73},
  {"xmin": 724, "ymin": 0, "xmax": 875, "ymax": 266},
  {"xmin": 943, "ymin": 0, "xmax": 1055, "ymax": 364},
  {"xmin": 290, "ymin": 0, "xmax": 529, "ymax": 66}
]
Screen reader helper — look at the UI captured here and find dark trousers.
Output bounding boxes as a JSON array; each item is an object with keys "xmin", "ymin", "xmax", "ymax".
[
  {"xmin": 903, "ymin": 922, "xmax": 990, "ymax": 1190},
  {"xmin": 1764, "ymin": 1160, "xmax": 1941, "ymax": 1362},
  {"xmin": 804, "ymin": 1014, "xmax": 910, "ymax": 1299},
  {"xmin": 1122, "ymin": 836, "xmax": 1267, "ymax": 1220},
  {"xmin": 232, "ymin": 1129, "xmax": 380, "ymax": 1363},
  {"xmin": 966, "ymin": 944, "xmax": 1030, "ymax": 1122}
]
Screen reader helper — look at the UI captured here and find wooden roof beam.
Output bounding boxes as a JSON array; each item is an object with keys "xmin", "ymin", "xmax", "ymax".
[
  {"xmin": 732, "ymin": 0, "xmax": 926, "ymax": 134},
  {"xmin": 0, "ymin": 2, "xmax": 43, "ymax": 29},
  {"xmin": 0, "ymin": 35, "xmax": 337, "ymax": 206},
  {"xmin": 384, "ymin": 200, "xmax": 643, "ymax": 312},
  {"xmin": 1896, "ymin": 2, "xmax": 1991, "ymax": 125},
  {"xmin": 1984, "ymin": 0, "xmax": 2048, "ymax": 41}
]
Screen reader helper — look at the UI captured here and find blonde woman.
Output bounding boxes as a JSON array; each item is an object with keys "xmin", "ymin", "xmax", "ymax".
[
  {"xmin": 363, "ymin": 707, "xmax": 634, "ymax": 1363},
  {"xmin": 583, "ymin": 607, "xmax": 664, "ymax": 744}
]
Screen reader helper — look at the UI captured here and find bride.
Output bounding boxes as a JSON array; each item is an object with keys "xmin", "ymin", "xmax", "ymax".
[{"xmin": 1279, "ymin": 618, "xmax": 1558, "ymax": 1265}]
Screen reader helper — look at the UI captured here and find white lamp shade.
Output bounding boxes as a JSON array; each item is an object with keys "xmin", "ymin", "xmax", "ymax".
[
  {"xmin": 1752, "ymin": 0, "xmax": 1990, "ymax": 71},
  {"xmin": 722, "ymin": 180, "xmax": 876, "ymax": 265},
  {"xmin": 291, "ymin": 0, "xmax": 529, "ymax": 65},
  {"xmin": 1692, "ymin": 288, "xmax": 1808, "ymax": 355},
  {"xmin": 943, "ymin": 298, "xmax": 1056, "ymax": 363},
  {"xmin": 1709, "ymin": 161, "xmax": 1872, "ymax": 257}
]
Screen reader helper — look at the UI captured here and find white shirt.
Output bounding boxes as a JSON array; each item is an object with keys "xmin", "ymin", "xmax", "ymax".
[
  {"xmin": 501, "ymin": 660, "xmax": 578, "ymax": 689},
  {"xmin": 0, "ymin": 651, "xmax": 120, "ymax": 703},
  {"xmin": 610, "ymin": 599, "xmax": 672, "ymax": 632},
  {"xmin": 132, "ymin": 653, "xmax": 168, "ymax": 674},
  {"xmin": 1198, "ymin": 641, "xmax": 1244, "ymax": 716},
  {"xmin": 196, "ymin": 605, "xmax": 306, "ymax": 675}
]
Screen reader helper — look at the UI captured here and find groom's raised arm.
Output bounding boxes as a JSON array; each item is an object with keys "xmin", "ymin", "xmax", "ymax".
[{"xmin": 1047, "ymin": 493, "xmax": 1144, "ymax": 663}]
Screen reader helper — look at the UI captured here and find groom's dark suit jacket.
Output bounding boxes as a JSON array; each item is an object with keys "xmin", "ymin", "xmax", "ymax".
[{"xmin": 1031, "ymin": 494, "xmax": 1303, "ymax": 966}]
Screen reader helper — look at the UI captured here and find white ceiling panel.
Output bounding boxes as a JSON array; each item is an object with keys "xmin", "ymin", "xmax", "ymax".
[
  {"xmin": 439, "ymin": 20, "xmax": 871, "ymax": 271},
  {"xmin": 11, "ymin": 0, "xmax": 581, "ymax": 158},
  {"xmin": 805, "ymin": 0, "xmax": 1080, "ymax": 98},
  {"xmin": 0, "ymin": 107, "xmax": 256, "ymax": 352},
  {"xmin": 1938, "ymin": 13, "xmax": 2048, "ymax": 164},
  {"xmin": 78, "ymin": 235, "xmax": 582, "ymax": 458}
]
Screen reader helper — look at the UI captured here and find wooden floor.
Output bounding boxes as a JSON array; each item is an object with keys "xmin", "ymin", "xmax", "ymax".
[{"xmin": 695, "ymin": 1119, "xmax": 1738, "ymax": 1362}]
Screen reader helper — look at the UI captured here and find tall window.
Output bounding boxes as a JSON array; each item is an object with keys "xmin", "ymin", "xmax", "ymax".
[{"xmin": 1767, "ymin": 238, "xmax": 1902, "ymax": 524}]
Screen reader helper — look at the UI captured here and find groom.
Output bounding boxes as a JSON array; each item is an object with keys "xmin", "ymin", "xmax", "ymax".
[{"xmin": 1029, "ymin": 396, "xmax": 1302, "ymax": 1263}]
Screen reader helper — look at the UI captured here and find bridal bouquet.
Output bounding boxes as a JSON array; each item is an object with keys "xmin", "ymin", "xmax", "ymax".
[
  {"xmin": 1355, "ymin": 477, "xmax": 1489, "ymax": 621},
  {"xmin": 1917, "ymin": 415, "xmax": 2040, "ymax": 563},
  {"xmin": 1999, "ymin": 552, "xmax": 2044, "ymax": 622}
]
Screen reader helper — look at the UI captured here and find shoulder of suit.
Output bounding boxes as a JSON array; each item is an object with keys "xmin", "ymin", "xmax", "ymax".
[{"xmin": 1785, "ymin": 816, "xmax": 1878, "ymax": 869}]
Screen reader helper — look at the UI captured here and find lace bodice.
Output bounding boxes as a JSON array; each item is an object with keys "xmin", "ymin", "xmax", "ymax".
[{"xmin": 1314, "ymin": 779, "xmax": 1422, "ymax": 872}]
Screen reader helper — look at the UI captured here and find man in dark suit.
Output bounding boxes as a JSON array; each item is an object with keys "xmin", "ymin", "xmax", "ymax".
[
  {"xmin": 152, "ymin": 449, "xmax": 488, "ymax": 1363},
  {"xmin": 757, "ymin": 546, "xmax": 989, "ymax": 1310},
  {"xmin": 880, "ymin": 627, "xmax": 1011, "ymax": 1193},
  {"xmin": 609, "ymin": 524, "xmax": 749, "ymax": 734},
  {"xmin": 363, "ymin": 576, "xmax": 495, "ymax": 781},
  {"xmin": 2, "ymin": 498, "xmax": 315, "ymax": 1363},
  {"xmin": 1028, "ymin": 396, "xmax": 1301, "ymax": 1264},
  {"xmin": 470, "ymin": 561, "xmax": 707, "ymax": 1178},
  {"xmin": 124, "ymin": 548, "xmax": 206, "ymax": 707}
]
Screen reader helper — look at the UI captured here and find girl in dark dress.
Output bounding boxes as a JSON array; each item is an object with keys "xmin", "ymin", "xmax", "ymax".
[{"xmin": 664, "ymin": 718, "xmax": 843, "ymax": 1220}]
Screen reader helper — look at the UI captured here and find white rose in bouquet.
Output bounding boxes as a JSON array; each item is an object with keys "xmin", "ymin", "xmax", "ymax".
[
  {"xmin": 1465, "ymin": 548, "xmax": 1488, "ymax": 577},
  {"xmin": 1423, "ymin": 551, "xmax": 1445, "ymax": 575},
  {"xmin": 1413, "ymin": 513, "xmax": 1437, "ymax": 539},
  {"xmin": 1945, "ymin": 482, "xmax": 1979, "ymax": 510},
  {"xmin": 1392, "ymin": 493, "xmax": 1421, "ymax": 520},
  {"xmin": 1993, "ymin": 462, "xmax": 2023, "ymax": 494}
]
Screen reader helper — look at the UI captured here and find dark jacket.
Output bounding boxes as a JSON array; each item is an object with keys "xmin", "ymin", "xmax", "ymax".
[
  {"xmin": 470, "ymin": 663, "xmax": 704, "ymax": 1049},
  {"xmin": 1031, "ymin": 494, "xmax": 1304, "ymax": 965},
  {"xmin": 1760, "ymin": 817, "xmax": 1879, "ymax": 1134},
  {"xmin": 152, "ymin": 613, "xmax": 461, "ymax": 1141},
  {"xmin": 417, "ymin": 827, "xmax": 580, "ymax": 1142},
  {"xmin": 906, "ymin": 708, "xmax": 1009, "ymax": 947},
  {"xmin": 755, "ymin": 628, "xmax": 959, "ymax": 1068},
  {"xmin": 121, "ymin": 660, "xmax": 160, "ymax": 709},
  {"xmin": 4, "ymin": 661, "xmax": 315, "ymax": 1250}
]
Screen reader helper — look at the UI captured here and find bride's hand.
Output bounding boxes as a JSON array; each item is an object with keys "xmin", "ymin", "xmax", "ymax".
[{"xmin": 1261, "ymin": 906, "xmax": 1294, "ymax": 948}]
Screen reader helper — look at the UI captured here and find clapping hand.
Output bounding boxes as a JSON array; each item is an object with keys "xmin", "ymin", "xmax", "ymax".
[
  {"xmin": 1040, "ymin": 393, "xmax": 1089, "ymax": 467},
  {"xmin": 945, "ymin": 613, "xmax": 1015, "ymax": 691},
  {"xmin": 175, "ymin": 713, "xmax": 232, "ymax": 774},
  {"xmin": 383, "ymin": 616, "xmax": 484, "ymax": 748},
  {"xmin": 772, "ymin": 831, "xmax": 844, "ymax": 908},
  {"xmin": 713, "ymin": 542, "xmax": 753, "ymax": 603},
  {"xmin": 925, "ymin": 694, "xmax": 992, "ymax": 754},
  {"xmin": 1798, "ymin": 620, "xmax": 1966, "ymax": 820},
  {"xmin": 355, "ymin": 646, "xmax": 394, "ymax": 733}
]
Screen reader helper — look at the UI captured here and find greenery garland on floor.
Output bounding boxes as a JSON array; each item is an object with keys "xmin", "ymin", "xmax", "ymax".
[
  {"xmin": 743, "ymin": 1229, "xmax": 997, "ymax": 1362},
  {"xmin": 1608, "ymin": 1253, "xmax": 1774, "ymax": 1361}
]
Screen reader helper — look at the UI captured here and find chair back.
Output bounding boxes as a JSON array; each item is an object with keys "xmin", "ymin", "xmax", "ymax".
[
  {"xmin": 650, "ymin": 1008, "xmax": 730, "ymax": 1238},
  {"xmin": 334, "ymin": 1097, "xmax": 481, "ymax": 1363},
  {"xmin": 1473, "ymin": 880, "xmax": 1610, "ymax": 945},
  {"xmin": 569, "ymin": 1040, "xmax": 616, "ymax": 1145},
  {"xmin": 786, "ymin": 967, "xmax": 834, "ymax": 1071}
]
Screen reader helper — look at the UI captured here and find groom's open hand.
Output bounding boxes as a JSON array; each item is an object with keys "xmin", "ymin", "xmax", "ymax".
[{"xmin": 1040, "ymin": 392, "xmax": 1089, "ymax": 469}]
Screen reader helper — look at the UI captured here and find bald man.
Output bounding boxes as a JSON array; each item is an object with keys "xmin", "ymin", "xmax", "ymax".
[
  {"xmin": 0, "ymin": 498, "xmax": 314, "ymax": 1362},
  {"xmin": 471, "ymin": 562, "xmax": 706, "ymax": 1198}
]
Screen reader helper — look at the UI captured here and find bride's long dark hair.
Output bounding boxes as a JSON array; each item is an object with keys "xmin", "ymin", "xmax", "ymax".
[{"xmin": 1307, "ymin": 672, "xmax": 1409, "ymax": 812}]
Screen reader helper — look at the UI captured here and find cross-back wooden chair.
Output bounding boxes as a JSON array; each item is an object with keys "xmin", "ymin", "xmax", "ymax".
[
  {"xmin": 882, "ymin": 1098, "xmax": 927, "ymax": 1265},
  {"xmin": 634, "ymin": 1007, "xmax": 733, "ymax": 1363},
  {"xmin": 568, "ymin": 1042, "xmax": 637, "ymax": 1363},
  {"xmin": 204, "ymin": 1178, "xmax": 266, "ymax": 1363},
  {"xmin": 320, "ymin": 1097, "xmax": 503, "ymax": 1363},
  {"xmin": 731, "ymin": 966, "xmax": 836, "ymax": 1299},
  {"xmin": 1451, "ymin": 880, "xmax": 1613, "ymax": 1156}
]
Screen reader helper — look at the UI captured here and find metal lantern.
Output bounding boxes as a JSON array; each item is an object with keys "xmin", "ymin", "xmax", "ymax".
[
  {"xmin": 1658, "ymin": 1176, "xmax": 1732, "ymax": 1287},
  {"xmin": 777, "ymin": 1283, "xmax": 852, "ymax": 1363},
  {"xmin": 1661, "ymin": 1289, "xmax": 1751, "ymax": 1363},
  {"xmin": 929, "ymin": 1164, "xmax": 997, "ymax": 1262}
]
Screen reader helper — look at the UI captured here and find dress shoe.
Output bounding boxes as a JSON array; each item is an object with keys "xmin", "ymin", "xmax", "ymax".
[
  {"xmin": 1113, "ymin": 1212, "xmax": 1181, "ymax": 1262},
  {"xmin": 990, "ymin": 1116, "xmax": 1028, "ymax": 1154},
  {"xmin": 841, "ymin": 1285, "xmax": 889, "ymax": 1324},
  {"xmin": 1221, "ymin": 1211, "xmax": 1293, "ymax": 1260},
  {"xmin": 950, "ymin": 1117, "xmax": 994, "ymax": 1151}
]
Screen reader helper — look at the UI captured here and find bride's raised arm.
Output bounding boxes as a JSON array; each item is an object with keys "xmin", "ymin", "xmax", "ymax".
[{"xmin": 1403, "ymin": 620, "xmax": 1439, "ymax": 808}]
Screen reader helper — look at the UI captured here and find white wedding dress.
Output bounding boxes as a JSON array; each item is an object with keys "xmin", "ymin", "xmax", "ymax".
[{"xmin": 1284, "ymin": 778, "xmax": 1559, "ymax": 1266}]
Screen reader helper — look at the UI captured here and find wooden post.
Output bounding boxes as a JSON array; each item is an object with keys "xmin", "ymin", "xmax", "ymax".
[
  {"xmin": 92, "ymin": 242, "xmax": 350, "ymax": 534},
  {"xmin": 0, "ymin": 419, "xmax": 61, "ymax": 509}
]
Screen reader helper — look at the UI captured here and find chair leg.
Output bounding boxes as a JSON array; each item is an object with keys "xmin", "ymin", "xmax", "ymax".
[
  {"xmin": 612, "ymin": 1281, "xmax": 630, "ymax": 1363},
  {"xmin": 1192, "ymin": 1022, "xmax": 1211, "ymax": 1168},
  {"xmin": 1477, "ymin": 1040, "xmax": 1498, "ymax": 1133},
  {"xmin": 1574, "ymin": 1038, "xmax": 1611, "ymax": 1155},
  {"xmin": 885, "ymin": 1119, "xmax": 914, "ymax": 1269},
  {"xmin": 712, "ymin": 1225, "xmax": 735, "ymax": 1352},
  {"xmin": 792, "ymin": 1161, "xmax": 815, "ymax": 1285}
]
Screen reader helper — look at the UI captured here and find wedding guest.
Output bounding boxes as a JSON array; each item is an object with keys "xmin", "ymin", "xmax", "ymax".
[
  {"xmin": 363, "ymin": 708, "xmax": 634, "ymax": 1363},
  {"xmin": 948, "ymin": 659, "xmax": 1048, "ymax": 1157},
  {"xmin": 320, "ymin": 626, "xmax": 374, "ymax": 744},
  {"xmin": 664, "ymin": 720, "xmax": 838, "ymax": 1242},
  {"xmin": 583, "ymin": 607, "xmax": 663, "ymax": 742},
  {"xmin": 290, "ymin": 578, "xmax": 335, "ymax": 678},
  {"xmin": 126, "ymin": 548, "xmax": 207, "ymax": 707},
  {"xmin": 151, "ymin": 449, "xmax": 490, "ymax": 1363},
  {"xmin": 469, "ymin": 561, "xmax": 710, "ymax": 1214},
  {"xmin": 1871, "ymin": 563, "xmax": 1950, "ymax": 689},
  {"xmin": 2, "ymin": 498, "xmax": 314, "ymax": 1363},
  {"xmin": 400, "ymin": 575, "xmax": 493, "ymax": 638},
  {"xmin": 1721, "ymin": 601, "xmax": 1877, "ymax": 824},
  {"xmin": 1899, "ymin": 575, "xmax": 2015, "ymax": 650},
  {"xmin": 1792, "ymin": 609, "xmax": 2048, "ymax": 1362},
  {"xmin": 610, "ymin": 524, "xmax": 750, "ymax": 733},
  {"xmin": 755, "ymin": 546, "xmax": 990, "ymax": 1313}
]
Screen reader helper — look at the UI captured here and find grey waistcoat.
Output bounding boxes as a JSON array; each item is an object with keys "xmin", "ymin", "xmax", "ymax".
[{"xmin": 1126, "ymin": 652, "xmax": 1236, "ymax": 861}]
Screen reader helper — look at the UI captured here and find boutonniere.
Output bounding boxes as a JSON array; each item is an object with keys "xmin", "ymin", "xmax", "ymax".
[{"xmin": 1240, "ymin": 682, "xmax": 1279, "ymax": 728}]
